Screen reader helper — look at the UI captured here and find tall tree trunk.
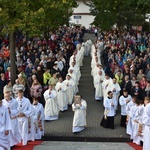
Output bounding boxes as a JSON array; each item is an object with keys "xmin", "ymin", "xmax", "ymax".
[
  {"xmin": 9, "ymin": 32, "xmax": 16, "ymax": 85},
  {"xmin": 118, "ymin": 25, "xmax": 124, "ymax": 47}
]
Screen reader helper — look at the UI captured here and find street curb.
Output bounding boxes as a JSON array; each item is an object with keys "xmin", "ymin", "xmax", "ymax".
[{"xmin": 43, "ymin": 135, "xmax": 131, "ymax": 142}]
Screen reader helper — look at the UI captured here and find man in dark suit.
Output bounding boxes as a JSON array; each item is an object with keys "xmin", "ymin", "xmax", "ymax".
[
  {"xmin": 131, "ymin": 81, "xmax": 144, "ymax": 100},
  {"xmin": 122, "ymin": 75, "xmax": 132, "ymax": 95}
]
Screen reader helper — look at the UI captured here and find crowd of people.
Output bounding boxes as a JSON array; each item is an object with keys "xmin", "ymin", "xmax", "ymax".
[
  {"xmin": 0, "ymin": 26, "xmax": 93, "ymax": 150},
  {"xmin": 91, "ymin": 28, "xmax": 150, "ymax": 150},
  {"xmin": 0, "ymin": 25, "xmax": 150, "ymax": 150}
]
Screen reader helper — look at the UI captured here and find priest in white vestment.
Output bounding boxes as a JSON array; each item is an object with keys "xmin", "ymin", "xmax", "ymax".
[
  {"xmin": 69, "ymin": 61, "xmax": 81, "ymax": 81},
  {"xmin": 91, "ymin": 46, "xmax": 100, "ymax": 59},
  {"xmin": 68, "ymin": 69, "xmax": 79, "ymax": 94},
  {"xmin": 126, "ymin": 97, "xmax": 136, "ymax": 136},
  {"xmin": 91, "ymin": 56, "xmax": 101, "ymax": 69},
  {"xmin": 90, "ymin": 44, "xmax": 95, "ymax": 56},
  {"xmin": 91, "ymin": 63, "xmax": 100, "ymax": 77},
  {"xmin": 97, "ymin": 39, "xmax": 104, "ymax": 52},
  {"xmin": 130, "ymin": 99, "xmax": 140, "ymax": 143},
  {"xmin": 94, "ymin": 70, "xmax": 104, "ymax": 100},
  {"xmin": 16, "ymin": 90, "xmax": 32, "ymax": 146},
  {"xmin": 69, "ymin": 51, "xmax": 79, "ymax": 67},
  {"xmin": 100, "ymin": 91, "xmax": 117, "ymax": 129},
  {"xmin": 64, "ymin": 75, "xmax": 75, "ymax": 105},
  {"xmin": 119, "ymin": 90, "xmax": 132, "ymax": 127},
  {"xmin": 72, "ymin": 95, "xmax": 87, "ymax": 133},
  {"xmin": 108, "ymin": 77, "xmax": 121, "ymax": 113},
  {"xmin": 69, "ymin": 54, "xmax": 76, "ymax": 67},
  {"xmin": 85, "ymin": 39, "xmax": 92, "ymax": 56},
  {"xmin": 98, "ymin": 64, "xmax": 105, "ymax": 76},
  {"xmin": 76, "ymin": 44, "xmax": 84, "ymax": 67},
  {"xmin": 142, "ymin": 100, "xmax": 150, "ymax": 150},
  {"xmin": 132, "ymin": 103, "xmax": 144, "ymax": 145},
  {"xmin": 2, "ymin": 92, "xmax": 21, "ymax": 147},
  {"xmin": 138, "ymin": 97, "xmax": 150, "ymax": 143},
  {"xmin": 84, "ymin": 41, "xmax": 89, "ymax": 56},
  {"xmin": 55, "ymin": 77, "xmax": 68, "ymax": 111},
  {"xmin": 92, "ymin": 64, "xmax": 104, "ymax": 79},
  {"xmin": 102, "ymin": 74, "xmax": 113, "ymax": 100},
  {"xmin": 0, "ymin": 99, "xmax": 11, "ymax": 150},
  {"xmin": 44, "ymin": 84, "xmax": 59, "ymax": 121},
  {"xmin": 31, "ymin": 98, "xmax": 44, "ymax": 140}
]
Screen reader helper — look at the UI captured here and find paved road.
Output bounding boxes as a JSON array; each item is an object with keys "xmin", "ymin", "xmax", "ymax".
[
  {"xmin": 44, "ymin": 33, "xmax": 129, "ymax": 141},
  {"xmin": 34, "ymin": 142, "xmax": 134, "ymax": 150}
]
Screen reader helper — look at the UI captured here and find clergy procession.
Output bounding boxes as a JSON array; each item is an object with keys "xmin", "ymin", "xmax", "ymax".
[
  {"xmin": 91, "ymin": 29, "xmax": 150, "ymax": 150},
  {"xmin": 0, "ymin": 25, "xmax": 150, "ymax": 150},
  {"xmin": 0, "ymin": 26, "xmax": 92, "ymax": 150}
]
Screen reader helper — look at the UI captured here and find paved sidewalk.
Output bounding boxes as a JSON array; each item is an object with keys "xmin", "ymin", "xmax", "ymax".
[
  {"xmin": 34, "ymin": 142, "xmax": 134, "ymax": 150},
  {"xmin": 44, "ymin": 33, "xmax": 130, "ymax": 142}
]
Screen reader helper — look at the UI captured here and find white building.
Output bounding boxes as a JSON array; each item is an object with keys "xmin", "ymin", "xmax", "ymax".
[
  {"xmin": 70, "ymin": 0, "xmax": 95, "ymax": 29},
  {"xmin": 145, "ymin": 14, "xmax": 150, "ymax": 22}
]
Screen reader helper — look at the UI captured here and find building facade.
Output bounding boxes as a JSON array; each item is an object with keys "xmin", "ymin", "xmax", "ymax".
[{"xmin": 69, "ymin": 0, "xmax": 95, "ymax": 29}]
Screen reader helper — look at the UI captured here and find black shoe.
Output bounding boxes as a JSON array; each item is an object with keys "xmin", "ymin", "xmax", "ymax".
[
  {"xmin": 140, "ymin": 141, "xmax": 143, "ymax": 146},
  {"xmin": 11, "ymin": 145, "xmax": 15, "ymax": 150},
  {"xmin": 73, "ymin": 132, "xmax": 80, "ymax": 134},
  {"xmin": 45, "ymin": 120, "xmax": 50, "ymax": 122}
]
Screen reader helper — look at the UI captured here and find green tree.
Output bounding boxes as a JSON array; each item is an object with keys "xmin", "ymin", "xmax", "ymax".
[
  {"xmin": 0, "ymin": 0, "xmax": 77, "ymax": 84},
  {"xmin": 88, "ymin": 0, "xmax": 149, "ymax": 31}
]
